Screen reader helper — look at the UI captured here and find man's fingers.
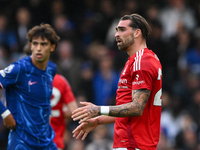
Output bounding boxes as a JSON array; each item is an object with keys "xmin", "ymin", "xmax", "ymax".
[
  {"xmin": 80, "ymin": 101, "xmax": 91, "ymax": 106},
  {"xmin": 7, "ymin": 125, "xmax": 15, "ymax": 130},
  {"xmin": 72, "ymin": 107, "xmax": 84, "ymax": 115},
  {"xmin": 82, "ymin": 132, "xmax": 88, "ymax": 140},
  {"xmin": 72, "ymin": 112, "xmax": 88, "ymax": 121},
  {"xmin": 79, "ymin": 116, "xmax": 90, "ymax": 124},
  {"xmin": 75, "ymin": 130, "xmax": 85, "ymax": 139},
  {"xmin": 72, "ymin": 126, "xmax": 82, "ymax": 134},
  {"xmin": 73, "ymin": 131, "xmax": 79, "ymax": 138}
]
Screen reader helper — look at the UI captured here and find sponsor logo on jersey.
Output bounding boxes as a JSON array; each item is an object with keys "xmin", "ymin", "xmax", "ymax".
[
  {"xmin": 4, "ymin": 64, "xmax": 14, "ymax": 73},
  {"xmin": 0, "ymin": 70, "xmax": 6, "ymax": 77},
  {"xmin": 28, "ymin": 80, "xmax": 37, "ymax": 85},
  {"xmin": 119, "ymin": 79, "xmax": 127, "ymax": 84},
  {"xmin": 118, "ymin": 86, "xmax": 128, "ymax": 89},
  {"xmin": 132, "ymin": 80, "xmax": 144, "ymax": 85}
]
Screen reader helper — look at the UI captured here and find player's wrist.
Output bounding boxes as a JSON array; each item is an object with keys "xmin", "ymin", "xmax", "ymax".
[
  {"xmin": 1, "ymin": 109, "xmax": 11, "ymax": 119},
  {"xmin": 100, "ymin": 106, "xmax": 109, "ymax": 115}
]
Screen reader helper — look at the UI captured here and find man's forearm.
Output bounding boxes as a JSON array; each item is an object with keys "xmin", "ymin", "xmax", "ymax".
[
  {"xmin": 96, "ymin": 115, "xmax": 115, "ymax": 125},
  {"xmin": 107, "ymin": 89, "xmax": 150, "ymax": 117}
]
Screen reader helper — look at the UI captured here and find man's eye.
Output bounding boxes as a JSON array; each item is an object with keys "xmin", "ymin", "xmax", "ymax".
[{"xmin": 42, "ymin": 43, "xmax": 47, "ymax": 46}]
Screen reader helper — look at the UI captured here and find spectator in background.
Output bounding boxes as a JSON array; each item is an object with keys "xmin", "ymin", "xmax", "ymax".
[
  {"xmin": 186, "ymin": 88, "xmax": 200, "ymax": 129},
  {"xmin": 145, "ymin": 5, "xmax": 159, "ymax": 22},
  {"xmin": 50, "ymin": 0, "xmax": 66, "ymax": 17},
  {"xmin": 52, "ymin": 14, "xmax": 76, "ymax": 40},
  {"xmin": 92, "ymin": 55, "xmax": 119, "ymax": 105},
  {"xmin": 177, "ymin": 35, "xmax": 200, "ymax": 102},
  {"xmin": 78, "ymin": 61, "xmax": 94, "ymax": 103},
  {"xmin": 0, "ymin": 13, "xmax": 18, "ymax": 58},
  {"xmin": 178, "ymin": 37, "xmax": 200, "ymax": 77},
  {"xmin": 85, "ymin": 125, "xmax": 113, "ymax": 150},
  {"xmin": 168, "ymin": 28, "xmax": 193, "ymax": 93},
  {"xmin": 67, "ymin": 139, "xmax": 85, "ymax": 150},
  {"xmin": 0, "ymin": 46, "xmax": 10, "ymax": 70},
  {"xmin": 146, "ymin": 19, "xmax": 166, "ymax": 76},
  {"xmin": 175, "ymin": 113, "xmax": 199, "ymax": 149},
  {"xmin": 92, "ymin": 0, "xmax": 115, "ymax": 44},
  {"xmin": 160, "ymin": 91, "xmax": 182, "ymax": 147},
  {"xmin": 86, "ymin": 41, "xmax": 111, "ymax": 70},
  {"xmin": 14, "ymin": 7, "xmax": 32, "ymax": 56},
  {"xmin": 158, "ymin": 0, "xmax": 196, "ymax": 41},
  {"xmin": 77, "ymin": 0, "xmax": 99, "ymax": 48},
  {"xmin": 56, "ymin": 39, "xmax": 82, "ymax": 94}
]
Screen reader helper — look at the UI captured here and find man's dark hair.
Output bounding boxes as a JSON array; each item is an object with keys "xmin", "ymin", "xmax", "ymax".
[
  {"xmin": 120, "ymin": 14, "xmax": 152, "ymax": 39},
  {"xmin": 26, "ymin": 23, "xmax": 60, "ymax": 46}
]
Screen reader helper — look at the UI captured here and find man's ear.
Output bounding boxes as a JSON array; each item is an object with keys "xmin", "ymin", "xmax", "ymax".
[
  {"xmin": 29, "ymin": 42, "xmax": 33, "ymax": 51},
  {"xmin": 134, "ymin": 29, "xmax": 142, "ymax": 38},
  {"xmin": 51, "ymin": 44, "xmax": 56, "ymax": 52}
]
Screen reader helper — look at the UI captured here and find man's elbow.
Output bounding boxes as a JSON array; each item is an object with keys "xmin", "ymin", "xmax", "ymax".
[{"xmin": 132, "ymin": 110, "xmax": 143, "ymax": 116}]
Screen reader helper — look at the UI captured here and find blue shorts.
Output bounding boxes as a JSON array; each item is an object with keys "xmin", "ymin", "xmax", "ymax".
[{"xmin": 7, "ymin": 130, "xmax": 58, "ymax": 150}]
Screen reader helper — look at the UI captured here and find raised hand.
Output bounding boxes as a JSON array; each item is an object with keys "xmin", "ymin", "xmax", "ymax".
[
  {"xmin": 72, "ymin": 102, "xmax": 100, "ymax": 123},
  {"xmin": 72, "ymin": 118, "xmax": 98, "ymax": 140}
]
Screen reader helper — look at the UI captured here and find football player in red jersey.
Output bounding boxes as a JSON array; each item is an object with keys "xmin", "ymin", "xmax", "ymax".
[
  {"xmin": 51, "ymin": 74, "xmax": 78, "ymax": 150},
  {"xmin": 72, "ymin": 13, "xmax": 162, "ymax": 150}
]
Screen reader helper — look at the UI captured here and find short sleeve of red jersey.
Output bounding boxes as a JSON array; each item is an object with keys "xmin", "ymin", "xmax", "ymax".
[
  {"xmin": 130, "ymin": 51, "xmax": 157, "ymax": 91},
  {"xmin": 59, "ymin": 75, "xmax": 75, "ymax": 104}
]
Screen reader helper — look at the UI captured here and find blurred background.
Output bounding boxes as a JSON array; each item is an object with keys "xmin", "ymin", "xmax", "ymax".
[{"xmin": 0, "ymin": 0, "xmax": 200, "ymax": 149}]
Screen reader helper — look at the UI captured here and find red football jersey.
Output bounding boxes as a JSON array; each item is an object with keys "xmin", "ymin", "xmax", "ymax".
[
  {"xmin": 50, "ymin": 74, "xmax": 75, "ymax": 149},
  {"xmin": 113, "ymin": 48, "xmax": 162, "ymax": 150}
]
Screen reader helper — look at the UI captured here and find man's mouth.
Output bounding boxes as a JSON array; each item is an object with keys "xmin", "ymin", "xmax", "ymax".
[
  {"xmin": 36, "ymin": 54, "xmax": 42, "ymax": 58},
  {"xmin": 116, "ymin": 39, "xmax": 122, "ymax": 45}
]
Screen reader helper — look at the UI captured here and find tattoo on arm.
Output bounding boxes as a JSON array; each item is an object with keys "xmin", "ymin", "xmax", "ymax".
[
  {"xmin": 109, "ymin": 89, "xmax": 150, "ymax": 117},
  {"xmin": 87, "ymin": 105, "xmax": 101, "ymax": 117}
]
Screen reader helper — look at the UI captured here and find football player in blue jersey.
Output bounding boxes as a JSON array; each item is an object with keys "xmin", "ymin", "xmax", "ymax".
[{"xmin": 0, "ymin": 23, "xmax": 60, "ymax": 150}]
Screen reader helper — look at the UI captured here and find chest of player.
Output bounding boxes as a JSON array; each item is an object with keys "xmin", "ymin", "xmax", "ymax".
[
  {"xmin": 118, "ymin": 60, "xmax": 135, "ymax": 90},
  {"xmin": 116, "ymin": 60, "xmax": 134, "ymax": 105},
  {"xmin": 17, "ymin": 71, "xmax": 53, "ymax": 103}
]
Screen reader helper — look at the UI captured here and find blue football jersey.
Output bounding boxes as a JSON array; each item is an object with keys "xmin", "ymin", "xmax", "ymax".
[{"xmin": 0, "ymin": 56, "xmax": 57, "ymax": 148}]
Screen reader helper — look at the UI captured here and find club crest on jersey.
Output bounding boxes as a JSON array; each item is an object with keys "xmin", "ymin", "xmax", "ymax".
[
  {"xmin": 133, "ymin": 74, "xmax": 145, "ymax": 85},
  {"xmin": 0, "ymin": 70, "xmax": 6, "ymax": 77},
  {"xmin": 136, "ymin": 74, "xmax": 139, "ymax": 80},
  {"xmin": 4, "ymin": 64, "xmax": 15, "ymax": 74}
]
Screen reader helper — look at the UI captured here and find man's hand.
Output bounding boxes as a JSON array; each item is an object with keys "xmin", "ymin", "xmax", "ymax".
[
  {"xmin": 72, "ymin": 102, "xmax": 100, "ymax": 123},
  {"xmin": 3, "ymin": 114, "xmax": 16, "ymax": 130},
  {"xmin": 72, "ymin": 118, "xmax": 98, "ymax": 140}
]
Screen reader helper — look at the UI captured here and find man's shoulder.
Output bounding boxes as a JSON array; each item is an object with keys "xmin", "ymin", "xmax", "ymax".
[
  {"xmin": 47, "ymin": 61, "xmax": 57, "ymax": 76},
  {"xmin": 47, "ymin": 61, "xmax": 57, "ymax": 69},
  {"xmin": 14, "ymin": 56, "xmax": 31, "ymax": 66},
  {"xmin": 129, "ymin": 48, "xmax": 162, "ymax": 71}
]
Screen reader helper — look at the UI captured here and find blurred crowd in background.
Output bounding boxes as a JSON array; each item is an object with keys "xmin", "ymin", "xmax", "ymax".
[{"xmin": 0, "ymin": 0, "xmax": 200, "ymax": 149}]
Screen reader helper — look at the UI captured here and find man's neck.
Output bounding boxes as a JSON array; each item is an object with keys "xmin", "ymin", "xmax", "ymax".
[
  {"xmin": 30, "ymin": 56, "xmax": 48, "ymax": 70},
  {"xmin": 127, "ymin": 40, "xmax": 147, "ymax": 57}
]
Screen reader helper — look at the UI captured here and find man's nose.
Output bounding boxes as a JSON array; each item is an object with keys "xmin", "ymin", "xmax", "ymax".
[
  {"xmin": 115, "ymin": 32, "xmax": 119, "ymax": 37},
  {"xmin": 37, "ymin": 44, "xmax": 41, "ymax": 51}
]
